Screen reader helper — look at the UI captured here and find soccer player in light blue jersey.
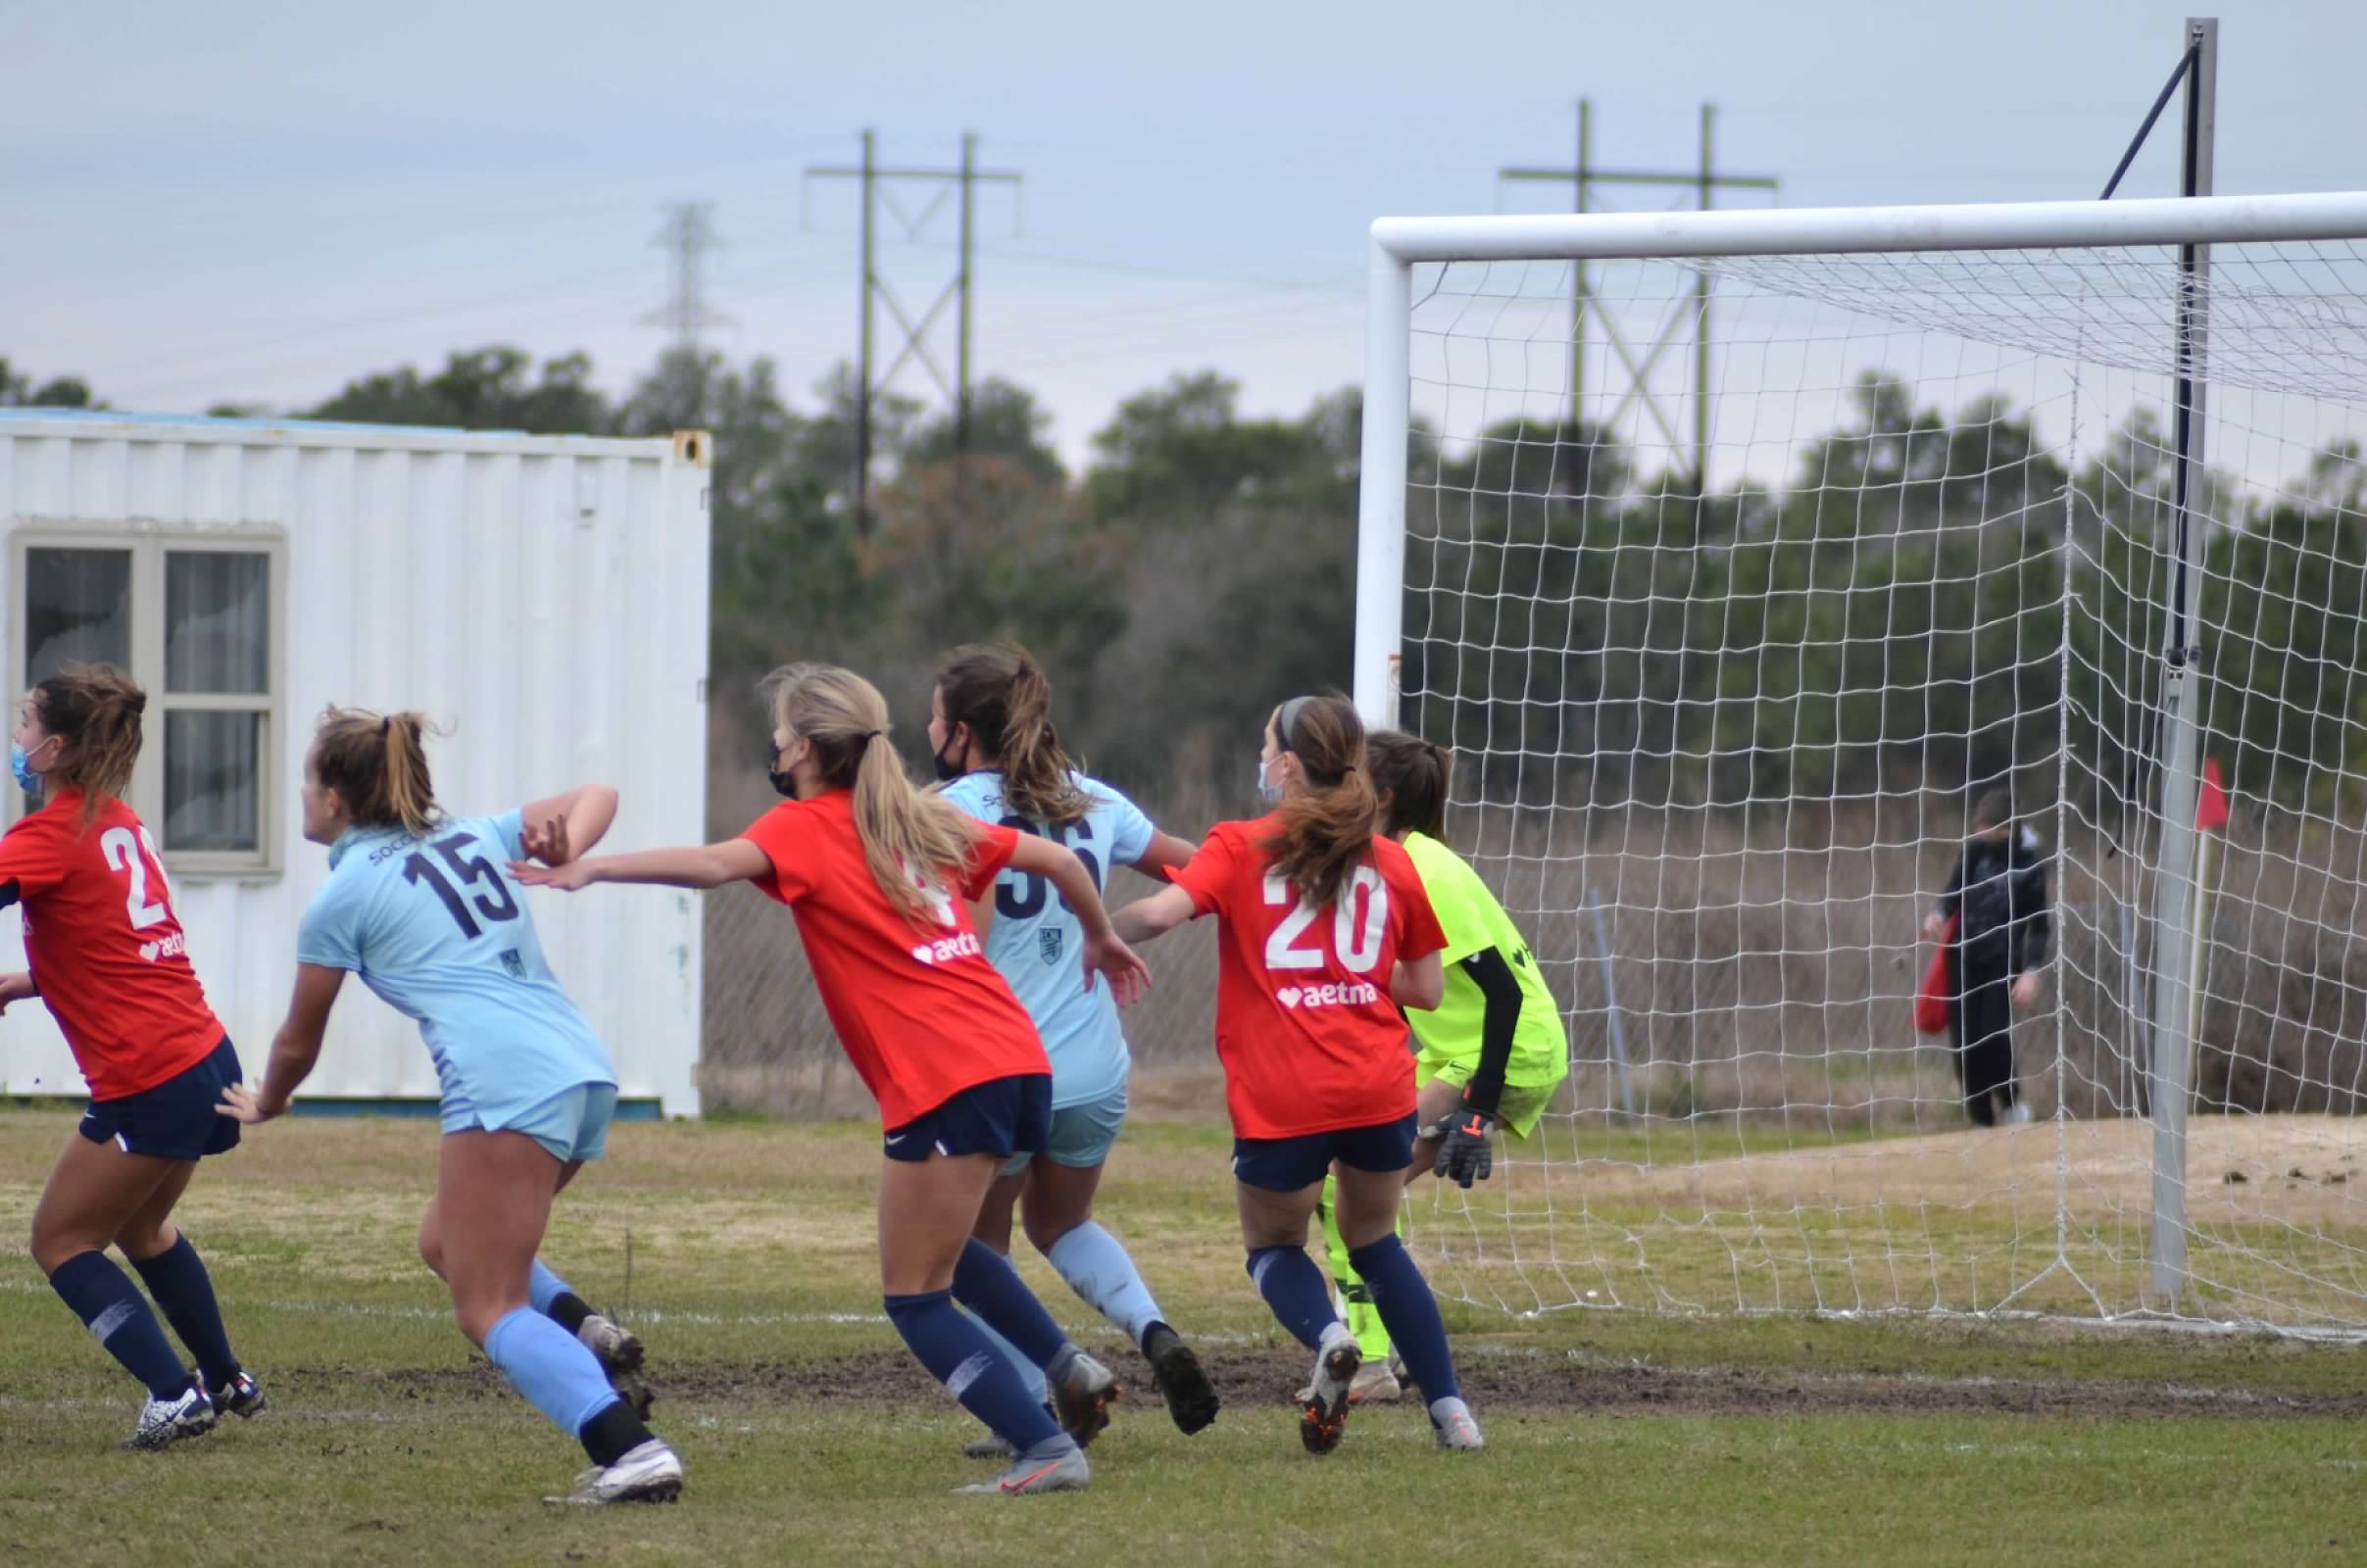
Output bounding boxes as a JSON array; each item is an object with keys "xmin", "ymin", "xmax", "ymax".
[
  {"xmin": 929, "ymin": 644, "xmax": 1221, "ymax": 1446},
  {"xmin": 219, "ymin": 708, "xmax": 680, "ymax": 1504}
]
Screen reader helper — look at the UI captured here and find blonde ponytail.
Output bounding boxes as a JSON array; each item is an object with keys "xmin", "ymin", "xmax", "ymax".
[{"xmin": 764, "ymin": 662, "xmax": 979, "ymax": 926}]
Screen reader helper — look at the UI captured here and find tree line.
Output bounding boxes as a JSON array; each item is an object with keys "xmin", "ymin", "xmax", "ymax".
[{"xmin": 9, "ymin": 348, "xmax": 2361, "ymax": 824}]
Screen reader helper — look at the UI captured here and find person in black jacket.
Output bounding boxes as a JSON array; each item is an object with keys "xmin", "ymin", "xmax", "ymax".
[{"xmin": 1923, "ymin": 788, "xmax": 2051, "ymax": 1127}]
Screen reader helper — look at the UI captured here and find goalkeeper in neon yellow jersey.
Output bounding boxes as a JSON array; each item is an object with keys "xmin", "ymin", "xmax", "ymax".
[{"xmin": 1310, "ymin": 730, "xmax": 1570, "ymax": 1403}]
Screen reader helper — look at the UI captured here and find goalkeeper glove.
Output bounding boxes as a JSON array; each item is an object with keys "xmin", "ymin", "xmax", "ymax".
[{"xmin": 1430, "ymin": 1101, "xmax": 1499, "ymax": 1189}]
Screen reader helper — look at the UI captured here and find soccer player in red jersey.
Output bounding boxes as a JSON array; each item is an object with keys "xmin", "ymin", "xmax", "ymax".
[
  {"xmin": 0, "ymin": 666, "xmax": 263, "ymax": 1448},
  {"xmin": 515, "ymin": 662, "xmax": 1153, "ymax": 1495},
  {"xmin": 1111, "ymin": 695, "xmax": 1484, "ymax": 1454}
]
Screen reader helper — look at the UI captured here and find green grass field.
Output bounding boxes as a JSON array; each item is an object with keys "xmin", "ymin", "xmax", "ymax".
[{"xmin": 2, "ymin": 1104, "xmax": 2362, "ymax": 1567}]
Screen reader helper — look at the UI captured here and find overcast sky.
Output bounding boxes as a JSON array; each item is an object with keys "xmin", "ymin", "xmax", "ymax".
[{"xmin": 7, "ymin": 0, "xmax": 2363, "ymax": 466}]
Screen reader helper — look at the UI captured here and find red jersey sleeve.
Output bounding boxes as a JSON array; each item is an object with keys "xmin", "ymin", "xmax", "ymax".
[
  {"xmin": 955, "ymin": 821, "xmax": 1020, "ymax": 903},
  {"xmin": 1169, "ymin": 821, "xmax": 1245, "ymax": 917},
  {"xmin": 740, "ymin": 803, "xmax": 819, "ymax": 905},
  {"xmin": 0, "ymin": 811, "xmax": 69, "ymax": 899}
]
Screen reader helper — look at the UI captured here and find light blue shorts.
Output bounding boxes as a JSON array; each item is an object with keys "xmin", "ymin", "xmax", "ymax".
[
  {"xmin": 1001, "ymin": 1081, "xmax": 1127, "ymax": 1176},
  {"xmin": 441, "ymin": 1081, "xmax": 617, "ymax": 1164}
]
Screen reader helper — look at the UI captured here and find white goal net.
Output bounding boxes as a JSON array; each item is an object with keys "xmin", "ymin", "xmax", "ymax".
[{"xmin": 1355, "ymin": 195, "xmax": 2367, "ymax": 1331}]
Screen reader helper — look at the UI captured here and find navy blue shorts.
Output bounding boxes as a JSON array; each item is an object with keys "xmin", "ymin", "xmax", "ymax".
[
  {"xmin": 79, "ymin": 1038, "xmax": 243, "ymax": 1162},
  {"xmin": 884, "ymin": 1073, "xmax": 1053, "ymax": 1163},
  {"xmin": 1231, "ymin": 1112, "xmax": 1419, "ymax": 1193}
]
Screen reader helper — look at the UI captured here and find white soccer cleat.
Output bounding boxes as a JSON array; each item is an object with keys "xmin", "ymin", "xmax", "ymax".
[
  {"xmin": 1430, "ymin": 1397, "xmax": 1484, "ymax": 1451},
  {"xmin": 576, "ymin": 1312, "xmax": 654, "ymax": 1418},
  {"xmin": 576, "ymin": 1312, "xmax": 644, "ymax": 1370},
  {"xmin": 125, "ymin": 1383, "xmax": 218, "ymax": 1450},
  {"xmin": 1999, "ymin": 1100, "xmax": 2034, "ymax": 1127},
  {"xmin": 549, "ymin": 1439, "xmax": 684, "ymax": 1504},
  {"xmin": 1294, "ymin": 1356, "xmax": 1401, "ymax": 1406},
  {"xmin": 955, "ymin": 1443, "xmax": 1091, "ymax": 1495},
  {"xmin": 1350, "ymin": 1360, "xmax": 1403, "ymax": 1403},
  {"xmin": 1300, "ymin": 1332, "xmax": 1361, "ymax": 1455}
]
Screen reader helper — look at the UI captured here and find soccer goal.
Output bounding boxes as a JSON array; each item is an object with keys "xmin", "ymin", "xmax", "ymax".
[{"xmin": 1354, "ymin": 191, "xmax": 2367, "ymax": 1333}]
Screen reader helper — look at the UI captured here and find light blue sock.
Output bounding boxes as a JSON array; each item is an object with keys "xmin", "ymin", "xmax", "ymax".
[
  {"xmin": 527, "ymin": 1259, "xmax": 572, "ymax": 1316},
  {"xmin": 1046, "ymin": 1221, "xmax": 1166, "ymax": 1348},
  {"xmin": 484, "ymin": 1306, "xmax": 620, "ymax": 1438},
  {"xmin": 963, "ymin": 1305, "xmax": 1050, "ymax": 1405}
]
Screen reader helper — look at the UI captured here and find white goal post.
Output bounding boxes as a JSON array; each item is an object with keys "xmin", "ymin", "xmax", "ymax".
[{"xmin": 1356, "ymin": 192, "xmax": 2367, "ymax": 1332}]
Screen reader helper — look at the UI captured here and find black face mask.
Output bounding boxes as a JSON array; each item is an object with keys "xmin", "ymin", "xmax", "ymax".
[
  {"xmin": 931, "ymin": 731, "xmax": 965, "ymax": 785},
  {"xmin": 765, "ymin": 743, "xmax": 798, "ymax": 800}
]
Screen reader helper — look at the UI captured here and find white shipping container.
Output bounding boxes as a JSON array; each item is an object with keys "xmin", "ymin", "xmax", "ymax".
[{"xmin": 1, "ymin": 411, "xmax": 710, "ymax": 1117}]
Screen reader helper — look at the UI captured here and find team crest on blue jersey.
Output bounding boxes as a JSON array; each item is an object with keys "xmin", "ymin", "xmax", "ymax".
[
  {"xmin": 1039, "ymin": 927, "xmax": 1063, "ymax": 965},
  {"xmin": 499, "ymin": 948, "xmax": 525, "ymax": 979}
]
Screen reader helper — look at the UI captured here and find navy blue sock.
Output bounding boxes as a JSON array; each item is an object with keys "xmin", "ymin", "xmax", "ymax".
[
  {"xmin": 949, "ymin": 1238, "xmax": 1069, "ymax": 1372},
  {"xmin": 1349, "ymin": 1234, "xmax": 1459, "ymax": 1403},
  {"xmin": 885, "ymin": 1289, "xmax": 1062, "ymax": 1451},
  {"xmin": 1247, "ymin": 1244, "xmax": 1338, "ymax": 1351},
  {"xmin": 49, "ymin": 1251, "xmax": 192, "ymax": 1400},
  {"xmin": 130, "ymin": 1235, "xmax": 241, "ymax": 1392}
]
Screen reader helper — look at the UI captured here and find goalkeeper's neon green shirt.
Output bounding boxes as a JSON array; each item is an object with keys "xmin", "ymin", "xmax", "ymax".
[{"xmin": 1401, "ymin": 831, "xmax": 1570, "ymax": 1088}]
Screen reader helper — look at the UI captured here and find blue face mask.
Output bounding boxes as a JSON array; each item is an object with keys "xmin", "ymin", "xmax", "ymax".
[
  {"xmin": 10, "ymin": 740, "xmax": 39, "ymax": 795},
  {"xmin": 1256, "ymin": 753, "xmax": 1283, "ymax": 806}
]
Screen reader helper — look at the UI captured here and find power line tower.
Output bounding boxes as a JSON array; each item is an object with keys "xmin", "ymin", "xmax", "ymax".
[
  {"xmin": 1501, "ymin": 103, "xmax": 1777, "ymax": 490},
  {"xmin": 640, "ymin": 203, "xmax": 732, "ymax": 355},
  {"xmin": 803, "ymin": 130, "xmax": 1023, "ymax": 524}
]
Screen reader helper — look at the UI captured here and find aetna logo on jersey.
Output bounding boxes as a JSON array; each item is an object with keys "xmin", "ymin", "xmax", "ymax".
[
  {"xmin": 1274, "ymin": 980, "xmax": 1380, "ymax": 1010},
  {"xmin": 911, "ymin": 932, "xmax": 985, "ymax": 966},
  {"xmin": 137, "ymin": 931, "xmax": 188, "ymax": 964}
]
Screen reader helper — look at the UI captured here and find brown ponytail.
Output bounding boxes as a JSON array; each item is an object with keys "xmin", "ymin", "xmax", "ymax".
[
  {"xmin": 1257, "ymin": 694, "xmax": 1378, "ymax": 907},
  {"xmin": 934, "ymin": 642, "xmax": 1089, "ymax": 828},
  {"xmin": 31, "ymin": 664, "xmax": 146, "ymax": 826},
  {"xmin": 311, "ymin": 707, "xmax": 442, "ymax": 835},
  {"xmin": 1366, "ymin": 729, "xmax": 1452, "ymax": 840},
  {"xmin": 762, "ymin": 662, "xmax": 979, "ymax": 927}
]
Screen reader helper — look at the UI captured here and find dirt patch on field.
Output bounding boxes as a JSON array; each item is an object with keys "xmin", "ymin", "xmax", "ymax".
[
  {"xmin": 1569, "ymin": 1115, "xmax": 2367, "ymax": 1226},
  {"xmin": 331, "ymin": 1345, "xmax": 2367, "ymax": 1424}
]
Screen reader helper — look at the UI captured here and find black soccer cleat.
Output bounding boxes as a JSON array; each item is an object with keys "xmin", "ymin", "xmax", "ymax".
[{"xmin": 1143, "ymin": 1324, "xmax": 1219, "ymax": 1436}]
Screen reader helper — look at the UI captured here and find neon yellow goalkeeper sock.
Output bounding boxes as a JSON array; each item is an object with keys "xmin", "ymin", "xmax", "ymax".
[{"xmin": 1318, "ymin": 1171, "xmax": 1396, "ymax": 1363}]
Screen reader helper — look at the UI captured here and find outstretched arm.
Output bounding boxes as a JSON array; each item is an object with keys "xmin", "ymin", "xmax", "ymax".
[
  {"xmin": 1112, "ymin": 883, "xmax": 1195, "ymax": 947},
  {"xmin": 221, "ymin": 964, "xmax": 347, "ymax": 1124},
  {"xmin": 1131, "ymin": 830, "xmax": 1202, "ymax": 876},
  {"xmin": 1005, "ymin": 834, "xmax": 1151, "ymax": 1004},
  {"xmin": 518, "ymin": 784, "xmax": 620, "ymax": 866},
  {"xmin": 513, "ymin": 839, "xmax": 771, "ymax": 892}
]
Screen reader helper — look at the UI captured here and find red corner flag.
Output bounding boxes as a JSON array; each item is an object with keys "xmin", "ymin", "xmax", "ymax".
[{"xmin": 2195, "ymin": 757, "xmax": 2230, "ymax": 833}]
